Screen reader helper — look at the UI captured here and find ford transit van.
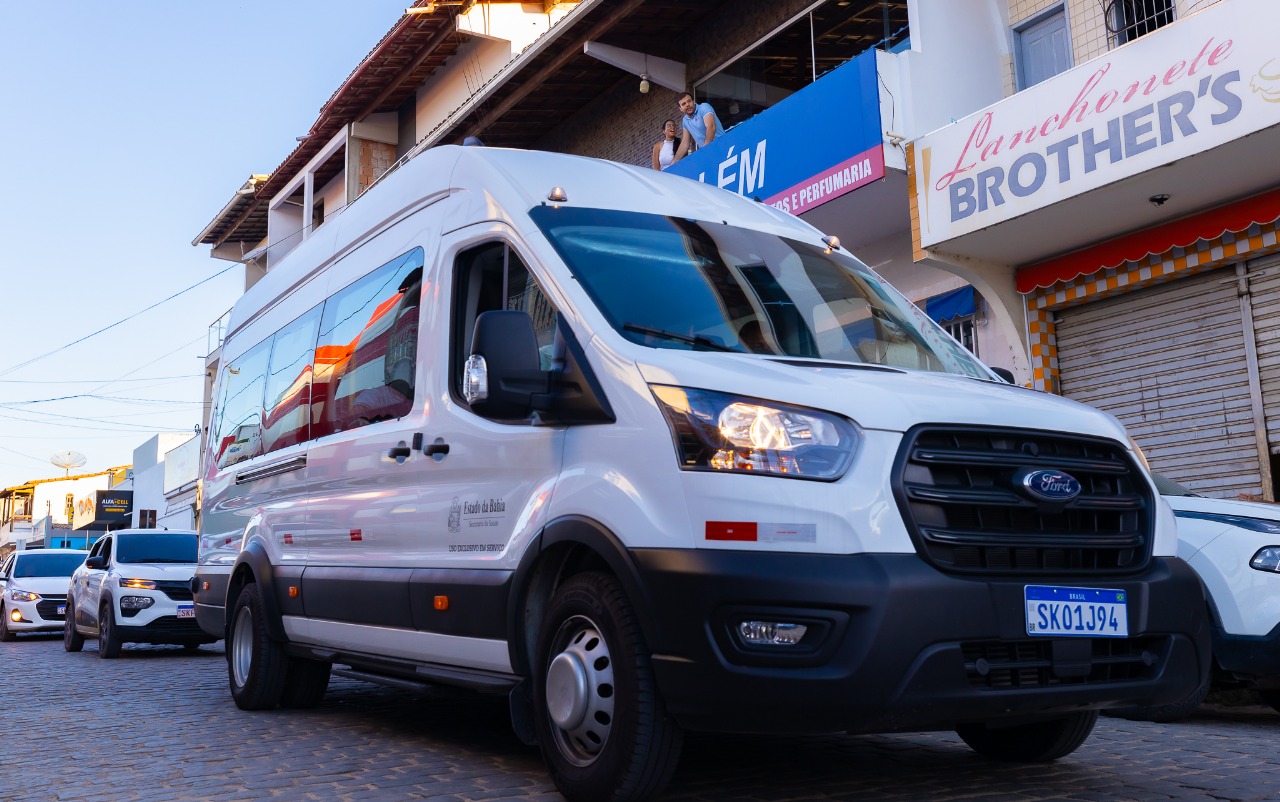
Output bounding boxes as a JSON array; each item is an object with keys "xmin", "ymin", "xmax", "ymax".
[{"xmin": 195, "ymin": 145, "xmax": 1209, "ymax": 802}]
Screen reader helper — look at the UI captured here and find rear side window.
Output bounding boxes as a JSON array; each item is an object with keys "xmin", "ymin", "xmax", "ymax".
[
  {"xmin": 313, "ymin": 248, "xmax": 424, "ymax": 437},
  {"xmin": 212, "ymin": 338, "xmax": 271, "ymax": 470},
  {"xmin": 262, "ymin": 305, "xmax": 322, "ymax": 454}
]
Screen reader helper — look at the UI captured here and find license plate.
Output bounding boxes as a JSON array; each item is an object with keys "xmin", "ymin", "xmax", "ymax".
[
  {"xmin": 177, "ymin": 605, "xmax": 195, "ymax": 619},
  {"xmin": 56, "ymin": 605, "xmax": 66, "ymax": 616},
  {"xmin": 1025, "ymin": 586, "xmax": 1127, "ymax": 638}
]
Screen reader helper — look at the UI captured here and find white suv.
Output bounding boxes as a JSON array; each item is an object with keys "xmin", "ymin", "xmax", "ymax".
[
  {"xmin": 1111, "ymin": 475, "xmax": 1280, "ymax": 720},
  {"xmin": 65, "ymin": 529, "xmax": 217, "ymax": 657},
  {"xmin": 0, "ymin": 548, "xmax": 87, "ymax": 640}
]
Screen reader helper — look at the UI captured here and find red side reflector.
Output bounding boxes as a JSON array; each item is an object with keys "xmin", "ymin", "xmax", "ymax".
[
  {"xmin": 706, "ymin": 521, "xmax": 758, "ymax": 542},
  {"xmin": 282, "ymin": 533, "xmax": 293, "ymax": 545},
  {"xmin": 350, "ymin": 529, "xmax": 362, "ymax": 542}
]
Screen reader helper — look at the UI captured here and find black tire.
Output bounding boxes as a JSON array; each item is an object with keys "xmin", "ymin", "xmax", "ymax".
[
  {"xmin": 532, "ymin": 571, "xmax": 683, "ymax": 802},
  {"xmin": 228, "ymin": 583, "xmax": 288, "ymax": 711},
  {"xmin": 1104, "ymin": 672, "xmax": 1212, "ymax": 723},
  {"xmin": 98, "ymin": 603, "xmax": 122, "ymax": 659},
  {"xmin": 957, "ymin": 710, "xmax": 1098, "ymax": 762},
  {"xmin": 279, "ymin": 657, "xmax": 332, "ymax": 709},
  {"xmin": 0, "ymin": 605, "xmax": 14, "ymax": 642},
  {"xmin": 64, "ymin": 603, "xmax": 84, "ymax": 652}
]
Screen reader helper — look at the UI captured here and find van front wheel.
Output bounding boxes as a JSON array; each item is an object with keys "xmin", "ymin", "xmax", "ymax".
[
  {"xmin": 956, "ymin": 710, "xmax": 1098, "ymax": 762},
  {"xmin": 532, "ymin": 571, "xmax": 682, "ymax": 802},
  {"xmin": 228, "ymin": 583, "xmax": 287, "ymax": 710}
]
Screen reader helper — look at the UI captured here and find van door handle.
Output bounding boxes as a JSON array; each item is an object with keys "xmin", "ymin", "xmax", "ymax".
[
  {"xmin": 424, "ymin": 438, "xmax": 450, "ymax": 459},
  {"xmin": 388, "ymin": 442, "xmax": 412, "ymax": 462}
]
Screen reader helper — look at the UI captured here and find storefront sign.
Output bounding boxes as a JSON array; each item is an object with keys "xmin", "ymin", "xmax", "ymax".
[
  {"xmin": 72, "ymin": 489, "xmax": 133, "ymax": 531},
  {"xmin": 667, "ymin": 49, "xmax": 884, "ymax": 215},
  {"xmin": 914, "ymin": 0, "xmax": 1280, "ymax": 249}
]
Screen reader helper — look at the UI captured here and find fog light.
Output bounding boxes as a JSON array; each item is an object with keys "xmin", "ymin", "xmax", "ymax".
[
  {"xmin": 120, "ymin": 596, "xmax": 155, "ymax": 610},
  {"xmin": 9, "ymin": 609, "xmax": 20, "ymax": 622},
  {"xmin": 737, "ymin": 621, "xmax": 807, "ymax": 646}
]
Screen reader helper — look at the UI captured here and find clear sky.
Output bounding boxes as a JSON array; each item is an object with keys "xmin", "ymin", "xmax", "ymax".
[{"xmin": 0, "ymin": 1, "xmax": 412, "ymax": 490}]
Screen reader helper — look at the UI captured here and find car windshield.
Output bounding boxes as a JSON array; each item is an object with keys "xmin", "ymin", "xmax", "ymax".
[
  {"xmin": 13, "ymin": 552, "xmax": 86, "ymax": 578},
  {"xmin": 115, "ymin": 533, "xmax": 198, "ymax": 564},
  {"xmin": 528, "ymin": 206, "xmax": 989, "ymax": 378}
]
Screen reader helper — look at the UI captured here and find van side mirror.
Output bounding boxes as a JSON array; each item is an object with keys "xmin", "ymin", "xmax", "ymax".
[
  {"xmin": 465, "ymin": 310, "xmax": 550, "ymax": 419},
  {"xmin": 85, "ymin": 556, "xmax": 106, "ymax": 570},
  {"xmin": 990, "ymin": 367, "xmax": 1015, "ymax": 384}
]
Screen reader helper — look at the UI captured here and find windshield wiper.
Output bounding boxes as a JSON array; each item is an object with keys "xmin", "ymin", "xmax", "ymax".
[{"xmin": 623, "ymin": 323, "xmax": 740, "ymax": 353}]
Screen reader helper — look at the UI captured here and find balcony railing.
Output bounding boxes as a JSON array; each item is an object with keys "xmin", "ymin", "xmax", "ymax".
[{"xmin": 208, "ymin": 309, "xmax": 231, "ymax": 355}]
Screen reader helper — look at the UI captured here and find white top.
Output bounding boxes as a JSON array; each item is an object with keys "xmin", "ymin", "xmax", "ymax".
[{"xmin": 658, "ymin": 139, "xmax": 675, "ymax": 169}]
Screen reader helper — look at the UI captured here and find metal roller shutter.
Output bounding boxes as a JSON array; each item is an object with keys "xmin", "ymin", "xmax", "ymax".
[
  {"xmin": 1248, "ymin": 254, "xmax": 1280, "ymax": 459},
  {"xmin": 1055, "ymin": 267, "xmax": 1262, "ymax": 498}
]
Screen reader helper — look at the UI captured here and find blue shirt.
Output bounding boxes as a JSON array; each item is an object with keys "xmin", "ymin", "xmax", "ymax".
[{"xmin": 681, "ymin": 102, "xmax": 723, "ymax": 148}]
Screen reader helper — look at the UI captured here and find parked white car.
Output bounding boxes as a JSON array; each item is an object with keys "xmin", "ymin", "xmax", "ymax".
[
  {"xmin": 0, "ymin": 548, "xmax": 87, "ymax": 640},
  {"xmin": 65, "ymin": 529, "xmax": 217, "ymax": 657},
  {"xmin": 1111, "ymin": 474, "xmax": 1280, "ymax": 720}
]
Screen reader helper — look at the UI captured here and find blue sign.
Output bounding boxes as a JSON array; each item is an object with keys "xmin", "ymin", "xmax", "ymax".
[{"xmin": 666, "ymin": 50, "xmax": 884, "ymax": 215}]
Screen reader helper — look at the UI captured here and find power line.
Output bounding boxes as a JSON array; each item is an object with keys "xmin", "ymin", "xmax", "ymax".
[
  {"xmin": 0, "ymin": 264, "xmax": 237, "ymax": 378},
  {"xmin": 0, "ymin": 375, "xmax": 200, "ymax": 385}
]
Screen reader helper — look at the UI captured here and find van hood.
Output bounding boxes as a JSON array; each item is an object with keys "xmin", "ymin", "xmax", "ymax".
[
  {"xmin": 635, "ymin": 353, "xmax": 1130, "ymax": 442},
  {"xmin": 1163, "ymin": 493, "xmax": 1280, "ymax": 522}
]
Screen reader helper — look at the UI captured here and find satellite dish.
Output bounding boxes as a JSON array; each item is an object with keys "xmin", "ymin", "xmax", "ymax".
[{"xmin": 51, "ymin": 450, "xmax": 87, "ymax": 477}]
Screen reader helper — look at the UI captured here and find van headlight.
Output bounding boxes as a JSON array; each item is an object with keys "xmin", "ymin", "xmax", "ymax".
[{"xmin": 651, "ymin": 385, "xmax": 858, "ymax": 480}]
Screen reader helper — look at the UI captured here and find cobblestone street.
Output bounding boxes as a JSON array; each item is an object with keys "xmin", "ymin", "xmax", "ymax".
[{"xmin": 6, "ymin": 635, "xmax": 1280, "ymax": 802}]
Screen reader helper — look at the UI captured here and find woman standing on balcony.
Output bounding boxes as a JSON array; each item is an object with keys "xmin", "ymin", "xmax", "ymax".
[{"xmin": 652, "ymin": 118, "xmax": 681, "ymax": 170}]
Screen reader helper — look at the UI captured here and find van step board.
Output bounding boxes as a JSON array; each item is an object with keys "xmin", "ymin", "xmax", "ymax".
[{"xmin": 333, "ymin": 664, "xmax": 520, "ymax": 694}]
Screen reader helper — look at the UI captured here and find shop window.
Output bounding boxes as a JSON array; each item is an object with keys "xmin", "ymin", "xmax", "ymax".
[
  {"xmin": 694, "ymin": 0, "xmax": 910, "ymax": 132},
  {"xmin": 1107, "ymin": 0, "xmax": 1174, "ymax": 47},
  {"xmin": 942, "ymin": 316, "xmax": 978, "ymax": 358},
  {"xmin": 1014, "ymin": 6, "xmax": 1072, "ymax": 90},
  {"xmin": 138, "ymin": 510, "xmax": 157, "ymax": 529}
]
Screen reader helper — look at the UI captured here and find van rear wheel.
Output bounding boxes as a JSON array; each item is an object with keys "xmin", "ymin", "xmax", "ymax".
[
  {"xmin": 532, "ymin": 571, "xmax": 682, "ymax": 802},
  {"xmin": 956, "ymin": 710, "xmax": 1098, "ymax": 762},
  {"xmin": 228, "ymin": 583, "xmax": 288, "ymax": 710}
]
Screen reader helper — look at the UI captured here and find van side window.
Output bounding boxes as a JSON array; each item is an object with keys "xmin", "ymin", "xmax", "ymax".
[
  {"xmin": 452, "ymin": 242, "xmax": 557, "ymax": 400},
  {"xmin": 213, "ymin": 338, "xmax": 271, "ymax": 470},
  {"xmin": 313, "ymin": 248, "xmax": 425, "ymax": 437},
  {"xmin": 262, "ymin": 305, "xmax": 322, "ymax": 454}
]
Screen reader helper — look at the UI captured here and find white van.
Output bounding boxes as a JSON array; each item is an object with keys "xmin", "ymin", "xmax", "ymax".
[{"xmin": 195, "ymin": 145, "xmax": 1209, "ymax": 802}]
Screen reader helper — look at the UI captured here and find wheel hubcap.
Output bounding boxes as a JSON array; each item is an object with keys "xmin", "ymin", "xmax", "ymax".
[
  {"xmin": 546, "ymin": 616, "xmax": 615, "ymax": 766},
  {"xmin": 231, "ymin": 606, "xmax": 254, "ymax": 687}
]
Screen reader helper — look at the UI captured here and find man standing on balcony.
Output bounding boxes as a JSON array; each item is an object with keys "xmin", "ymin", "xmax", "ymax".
[{"xmin": 674, "ymin": 92, "xmax": 722, "ymax": 161}]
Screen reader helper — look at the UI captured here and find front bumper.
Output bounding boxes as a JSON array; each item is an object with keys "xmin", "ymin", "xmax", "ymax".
[
  {"xmin": 6, "ymin": 597, "xmax": 67, "ymax": 632},
  {"xmin": 632, "ymin": 550, "xmax": 1210, "ymax": 734},
  {"xmin": 1212, "ymin": 621, "xmax": 1280, "ymax": 681}
]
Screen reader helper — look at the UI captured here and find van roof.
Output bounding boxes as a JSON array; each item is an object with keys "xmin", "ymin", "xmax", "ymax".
[{"xmin": 226, "ymin": 146, "xmax": 824, "ymax": 346}]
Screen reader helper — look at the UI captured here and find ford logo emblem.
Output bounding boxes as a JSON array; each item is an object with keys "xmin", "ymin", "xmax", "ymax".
[{"xmin": 1021, "ymin": 469, "xmax": 1082, "ymax": 502}]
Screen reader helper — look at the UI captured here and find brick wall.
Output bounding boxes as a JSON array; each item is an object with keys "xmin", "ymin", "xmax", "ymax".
[
  {"xmin": 535, "ymin": 0, "xmax": 816, "ymax": 168},
  {"xmin": 356, "ymin": 139, "xmax": 397, "ymax": 196}
]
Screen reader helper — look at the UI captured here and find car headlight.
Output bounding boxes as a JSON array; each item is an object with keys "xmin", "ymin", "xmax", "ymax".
[
  {"xmin": 118, "ymin": 577, "xmax": 157, "ymax": 590},
  {"xmin": 119, "ymin": 596, "xmax": 155, "ymax": 610},
  {"xmin": 1127, "ymin": 435, "xmax": 1152, "ymax": 473},
  {"xmin": 8, "ymin": 589, "xmax": 39, "ymax": 602},
  {"xmin": 651, "ymin": 385, "xmax": 859, "ymax": 480}
]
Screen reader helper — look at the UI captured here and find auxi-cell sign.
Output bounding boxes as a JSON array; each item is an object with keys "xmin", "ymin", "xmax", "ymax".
[
  {"xmin": 72, "ymin": 489, "xmax": 133, "ymax": 531},
  {"xmin": 914, "ymin": 0, "xmax": 1280, "ymax": 249},
  {"xmin": 667, "ymin": 49, "xmax": 884, "ymax": 215}
]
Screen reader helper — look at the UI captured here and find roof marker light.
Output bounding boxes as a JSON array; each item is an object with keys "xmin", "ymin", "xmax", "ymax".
[{"xmin": 548, "ymin": 187, "xmax": 568, "ymax": 204}]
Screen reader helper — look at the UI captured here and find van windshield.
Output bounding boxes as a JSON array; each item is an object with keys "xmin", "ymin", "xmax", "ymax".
[{"xmin": 529, "ymin": 206, "xmax": 988, "ymax": 377}]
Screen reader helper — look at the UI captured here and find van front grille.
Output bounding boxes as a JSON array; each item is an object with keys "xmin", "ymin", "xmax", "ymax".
[{"xmin": 893, "ymin": 426, "xmax": 1153, "ymax": 575}]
